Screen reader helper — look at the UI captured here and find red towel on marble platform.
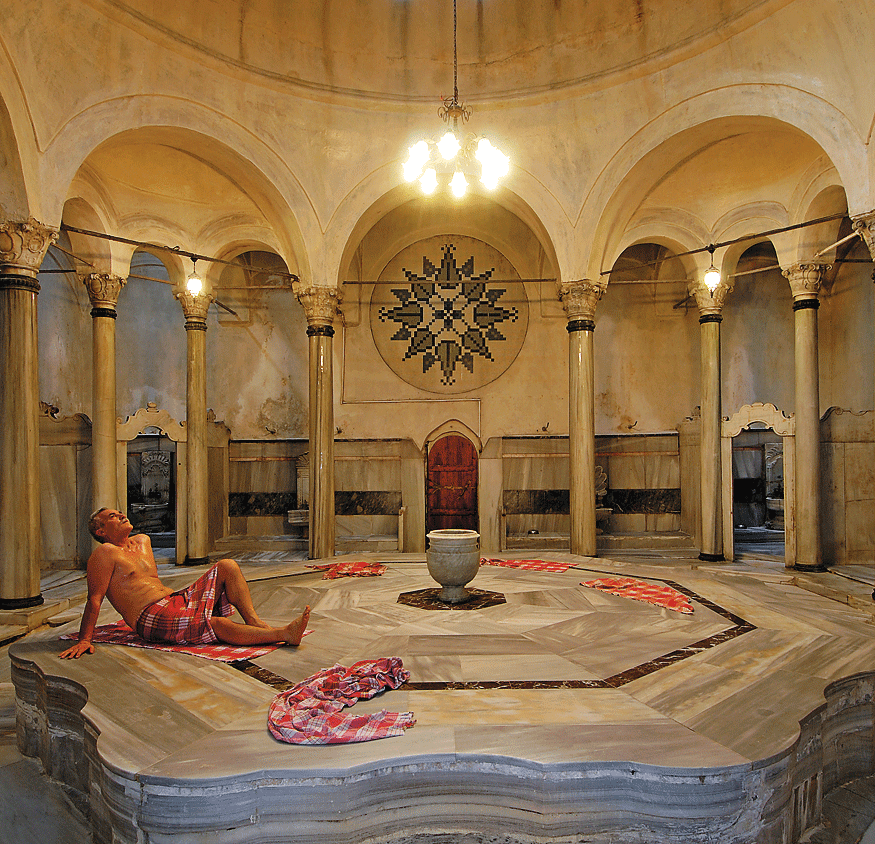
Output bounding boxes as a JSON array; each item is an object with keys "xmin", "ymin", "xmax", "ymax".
[
  {"xmin": 580, "ymin": 577, "xmax": 695, "ymax": 614},
  {"xmin": 268, "ymin": 658, "xmax": 416, "ymax": 745},
  {"xmin": 307, "ymin": 561, "xmax": 387, "ymax": 579},
  {"xmin": 60, "ymin": 621, "xmax": 309, "ymax": 662},
  {"xmin": 480, "ymin": 558, "xmax": 573, "ymax": 573}
]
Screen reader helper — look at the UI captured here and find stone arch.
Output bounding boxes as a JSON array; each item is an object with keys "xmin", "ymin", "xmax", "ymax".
[
  {"xmin": 580, "ymin": 87, "xmax": 868, "ymax": 279},
  {"xmin": 40, "ymin": 100, "xmax": 314, "ymax": 279}
]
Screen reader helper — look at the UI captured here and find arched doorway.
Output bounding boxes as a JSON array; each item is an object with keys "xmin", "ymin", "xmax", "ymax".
[
  {"xmin": 721, "ymin": 403, "xmax": 796, "ymax": 567},
  {"xmin": 427, "ymin": 435, "xmax": 478, "ymax": 533}
]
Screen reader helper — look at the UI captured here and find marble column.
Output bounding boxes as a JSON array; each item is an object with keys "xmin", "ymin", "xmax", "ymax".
[
  {"xmin": 783, "ymin": 262, "xmax": 828, "ymax": 571},
  {"xmin": 851, "ymin": 212, "xmax": 875, "ymax": 596},
  {"xmin": 176, "ymin": 288, "xmax": 214, "ymax": 565},
  {"xmin": 294, "ymin": 285, "xmax": 340, "ymax": 560},
  {"xmin": 559, "ymin": 280, "xmax": 603, "ymax": 558},
  {"xmin": 692, "ymin": 280, "xmax": 731, "ymax": 562},
  {"xmin": 82, "ymin": 273, "xmax": 126, "ymax": 514},
  {"xmin": 0, "ymin": 218, "xmax": 57, "ymax": 609}
]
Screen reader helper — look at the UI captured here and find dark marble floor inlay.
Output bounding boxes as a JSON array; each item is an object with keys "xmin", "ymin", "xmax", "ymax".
[
  {"xmin": 397, "ymin": 587, "xmax": 507, "ymax": 611},
  {"xmin": 232, "ymin": 568, "xmax": 757, "ymax": 693}
]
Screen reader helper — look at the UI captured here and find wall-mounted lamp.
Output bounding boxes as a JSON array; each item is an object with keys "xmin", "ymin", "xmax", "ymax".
[
  {"xmin": 186, "ymin": 260, "xmax": 203, "ymax": 296},
  {"xmin": 703, "ymin": 245, "xmax": 721, "ymax": 293}
]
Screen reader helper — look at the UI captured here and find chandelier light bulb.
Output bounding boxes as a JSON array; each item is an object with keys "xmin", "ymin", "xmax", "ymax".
[
  {"xmin": 419, "ymin": 167, "xmax": 438, "ymax": 194},
  {"xmin": 476, "ymin": 138, "xmax": 510, "ymax": 190},
  {"xmin": 403, "ymin": 140, "xmax": 429, "ymax": 182},
  {"xmin": 437, "ymin": 131, "xmax": 461, "ymax": 160},
  {"xmin": 450, "ymin": 171, "xmax": 468, "ymax": 198},
  {"xmin": 187, "ymin": 262, "xmax": 203, "ymax": 296},
  {"xmin": 704, "ymin": 264, "xmax": 721, "ymax": 292}
]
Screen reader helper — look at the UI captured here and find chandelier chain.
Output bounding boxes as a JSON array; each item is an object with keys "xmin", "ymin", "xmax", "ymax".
[{"xmin": 453, "ymin": 0, "xmax": 458, "ymax": 103}]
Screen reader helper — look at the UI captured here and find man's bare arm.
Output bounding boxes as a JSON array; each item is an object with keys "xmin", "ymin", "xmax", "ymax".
[{"xmin": 59, "ymin": 550, "xmax": 116, "ymax": 659}]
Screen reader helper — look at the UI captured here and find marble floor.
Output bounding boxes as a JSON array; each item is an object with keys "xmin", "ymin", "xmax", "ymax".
[{"xmin": 4, "ymin": 547, "xmax": 875, "ymax": 843}]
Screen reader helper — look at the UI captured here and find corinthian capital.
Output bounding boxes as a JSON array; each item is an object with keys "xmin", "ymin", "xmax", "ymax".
[
  {"xmin": 783, "ymin": 262, "xmax": 829, "ymax": 301},
  {"xmin": 175, "ymin": 289, "xmax": 214, "ymax": 325},
  {"xmin": 294, "ymin": 283, "xmax": 341, "ymax": 327},
  {"xmin": 558, "ymin": 279, "xmax": 604, "ymax": 323},
  {"xmin": 690, "ymin": 278, "xmax": 733, "ymax": 317},
  {"xmin": 0, "ymin": 217, "xmax": 58, "ymax": 277},
  {"xmin": 82, "ymin": 272, "xmax": 126, "ymax": 310},
  {"xmin": 852, "ymin": 212, "xmax": 875, "ymax": 259}
]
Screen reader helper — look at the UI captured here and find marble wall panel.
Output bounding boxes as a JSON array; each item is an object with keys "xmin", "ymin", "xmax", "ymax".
[
  {"xmin": 335, "ymin": 491, "xmax": 402, "ymax": 515},
  {"xmin": 506, "ymin": 514, "xmax": 569, "ymax": 535},
  {"xmin": 40, "ymin": 446, "xmax": 79, "ymax": 566},
  {"xmin": 820, "ymin": 443, "xmax": 844, "ymax": 565},
  {"xmin": 843, "ymin": 442, "xmax": 874, "ymax": 502},
  {"xmin": 336, "ymin": 514, "xmax": 397, "ymax": 537},
  {"xmin": 76, "ymin": 444, "xmax": 93, "ymax": 564},
  {"xmin": 844, "ymin": 499, "xmax": 875, "ymax": 558},
  {"xmin": 610, "ymin": 513, "xmax": 647, "ymax": 533},
  {"xmin": 502, "ymin": 456, "xmax": 569, "ymax": 491},
  {"xmin": 335, "ymin": 458, "xmax": 401, "ymax": 491}
]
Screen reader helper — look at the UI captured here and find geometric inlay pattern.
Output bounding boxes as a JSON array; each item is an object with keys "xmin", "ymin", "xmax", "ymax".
[
  {"xmin": 233, "ymin": 566, "xmax": 756, "ymax": 693},
  {"xmin": 371, "ymin": 239, "xmax": 528, "ymax": 394}
]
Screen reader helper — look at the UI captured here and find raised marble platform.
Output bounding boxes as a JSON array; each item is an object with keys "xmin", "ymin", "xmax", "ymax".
[{"xmin": 9, "ymin": 551, "xmax": 875, "ymax": 843}]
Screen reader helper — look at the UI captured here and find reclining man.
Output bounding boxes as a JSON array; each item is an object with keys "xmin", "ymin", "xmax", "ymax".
[{"xmin": 60, "ymin": 508, "xmax": 310, "ymax": 659}]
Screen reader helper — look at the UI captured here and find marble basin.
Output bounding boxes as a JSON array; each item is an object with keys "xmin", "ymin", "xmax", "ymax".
[{"xmin": 426, "ymin": 528, "xmax": 480, "ymax": 603}]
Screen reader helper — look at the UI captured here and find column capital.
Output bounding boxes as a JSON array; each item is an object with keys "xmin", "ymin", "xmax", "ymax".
[
  {"xmin": 294, "ymin": 283, "xmax": 342, "ymax": 327},
  {"xmin": 558, "ymin": 279, "xmax": 604, "ymax": 323},
  {"xmin": 783, "ymin": 261, "xmax": 830, "ymax": 301},
  {"xmin": 689, "ymin": 279, "xmax": 733, "ymax": 317},
  {"xmin": 82, "ymin": 272, "xmax": 126, "ymax": 312},
  {"xmin": 0, "ymin": 217, "xmax": 57, "ymax": 279},
  {"xmin": 175, "ymin": 289, "xmax": 214, "ymax": 326},
  {"xmin": 852, "ymin": 211, "xmax": 875, "ymax": 259}
]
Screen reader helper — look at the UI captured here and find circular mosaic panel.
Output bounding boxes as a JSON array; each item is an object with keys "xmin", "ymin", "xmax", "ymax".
[{"xmin": 370, "ymin": 236, "xmax": 529, "ymax": 394}]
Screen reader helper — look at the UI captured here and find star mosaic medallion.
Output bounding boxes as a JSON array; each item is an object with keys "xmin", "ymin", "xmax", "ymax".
[{"xmin": 371, "ymin": 241, "xmax": 528, "ymax": 393}]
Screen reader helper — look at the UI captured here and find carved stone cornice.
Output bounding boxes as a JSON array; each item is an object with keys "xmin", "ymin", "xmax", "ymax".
[
  {"xmin": 558, "ymin": 279, "xmax": 604, "ymax": 323},
  {"xmin": 852, "ymin": 212, "xmax": 875, "ymax": 260},
  {"xmin": 175, "ymin": 289, "xmax": 214, "ymax": 325},
  {"xmin": 783, "ymin": 262, "xmax": 829, "ymax": 301},
  {"xmin": 0, "ymin": 217, "xmax": 58, "ymax": 279},
  {"xmin": 294, "ymin": 284, "xmax": 341, "ymax": 328},
  {"xmin": 82, "ymin": 272, "xmax": 126, "ymax": 311}
]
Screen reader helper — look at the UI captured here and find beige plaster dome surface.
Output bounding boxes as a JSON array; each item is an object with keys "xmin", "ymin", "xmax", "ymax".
[{"xmin": 84, "ymin": 0, "xmax": 794, "ymax": 100}]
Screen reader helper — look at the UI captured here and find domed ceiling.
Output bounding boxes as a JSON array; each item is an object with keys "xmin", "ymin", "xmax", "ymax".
[{"xmin": 90, "ymin": 0, "xmax": 790, "ymax": 100}]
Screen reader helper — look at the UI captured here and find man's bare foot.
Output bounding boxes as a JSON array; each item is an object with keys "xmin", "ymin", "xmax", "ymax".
[{"xmin": 283, "ymin": 606, "xmax": 311, "ymax": 645}]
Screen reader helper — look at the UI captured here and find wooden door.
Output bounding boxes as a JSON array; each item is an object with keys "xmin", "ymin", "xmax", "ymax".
[{"xmin": 427, "ymin": 435, "xmax": 478, "ymax": 532}]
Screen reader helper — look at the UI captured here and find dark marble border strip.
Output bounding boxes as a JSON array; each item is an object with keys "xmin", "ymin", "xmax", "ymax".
[{"xmin": 232, "ymin": 567, "xmax": 757, "ymax": 693}]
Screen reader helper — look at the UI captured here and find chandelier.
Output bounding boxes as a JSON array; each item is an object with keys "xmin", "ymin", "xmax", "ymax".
[{"xmin": 402, "ymin": 0, "xmax": 510, "ymax": 198}]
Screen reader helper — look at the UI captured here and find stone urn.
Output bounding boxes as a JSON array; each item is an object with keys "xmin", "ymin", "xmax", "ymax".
[{"xmin": 426, "ymin": 529, "xmax": 481, "ymax": 604}]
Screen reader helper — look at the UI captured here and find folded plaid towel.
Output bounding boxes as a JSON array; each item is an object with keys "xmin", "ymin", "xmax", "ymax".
[
  {"xmin": 60, "ymin": 620, "xmax": 290, "ymax": 661},
  {"xmin": 580, "ymin": 577, "xmax": 694, "ymax": 614},
  {"xmin": 268, "ymin": 658, "xmax": 416, "ymax": 745},
  {"xmin": 481, "ymin": 558, "xmax": 573, "ymax": 573},
  {"xmin": 307, "ymin": 561, "xmax": 387, "ymax": 579}
]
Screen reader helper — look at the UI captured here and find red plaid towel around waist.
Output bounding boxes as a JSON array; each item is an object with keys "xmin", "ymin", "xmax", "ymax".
[
  {"xmin": 268, "ymin": 658, "xmax": 415, "ymax": 745},
  {"xmin": 307, "ymin": 561, "xmax": 387, "ymax": 580},
  {"xmin": 480, "ymin": 558, "xmax": 573, "ymax": 573},
  {"xmin": 135, "ymin": 564, "xmax": 234, "ymax": 644}
]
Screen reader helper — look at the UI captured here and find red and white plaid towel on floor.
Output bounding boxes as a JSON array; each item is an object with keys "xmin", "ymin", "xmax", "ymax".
[
  {"xmin": 307, "ymin": 561, "xmax": 387, "ymax": 579},
  {"xmin": 268, "ymin": 658, "xmax": 416, "ymax": 745},
  {"xmin": 480, "ymin": 558, "xmax": 573, "ymax": 573},
  {"xmin": 580, "ymin": 577, "xmax": 694, "ymax": 614},
  {"xmin": 60, "ymin": 621, "xmax": 310, "ymax": 662}
]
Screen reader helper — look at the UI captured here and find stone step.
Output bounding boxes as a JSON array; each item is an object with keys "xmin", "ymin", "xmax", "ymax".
[{"xmin": 214, "ymin": 535, "xmax": 307, "ymax": 553}]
